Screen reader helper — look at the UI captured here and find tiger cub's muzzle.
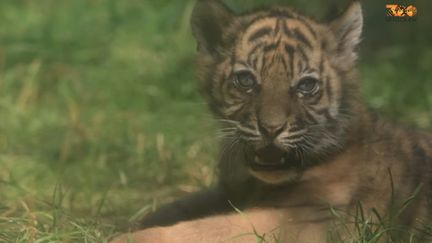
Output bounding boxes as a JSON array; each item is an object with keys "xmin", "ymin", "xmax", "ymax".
[{"xmin": 245, "ymin": 143, "xmax": 302, "ymax": 171}]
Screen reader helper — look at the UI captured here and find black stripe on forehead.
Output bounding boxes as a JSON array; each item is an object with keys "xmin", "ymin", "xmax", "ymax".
[
  {"xmin": 274, "ymin": 17, "xmax": 282, "ymax": 34},
  {"xmin": 297, "ymin": 45, "xmax": 310, "ymax": 70},
  {"xmin": 292, "ymin": 28, "xmax": 312, "ymax": 49},
  {"xmin": 246, "ymin": 14, "xmax": 293, "ymax": 43},
  {"xmin": 285, "ymin": 44, "xmax": 295, "ymax": 60},
  {"xmin": 247, "ymin": 42, "xmax": 265, "ymax": 65},
  {"xmin": 279, "ymin": 56, "xmax": 289, "ymax": 72},
  {"xmin": 263, "ymin": 38, "xmax": 282, "ymax": 53},
  {"xmin": 297, "ymin": 57, "xmax": 304, "ymax": 74},
  {"xmin": 244, "ymin": 10, "xmax": 292, "ymax": 32},
  {"xmin": 278, "ymin": 19, "xmax": 317, "ymax": 50},
  {"xmin": 248, "ymin": 27, "xmax": 273, "ymax": 42},
  {"xmin": 263, "ymin": 43, "xmax": 278, "ymax": 53},
  {"xmin": 282, "ymin": 19, "xmax": 294, "ymax": 36},
  {"xmin": 281, "ymin": 24, "xmax": 313, "ymax": 49},
  {"xmin": 297, "ymin": 16, "xmax": 318, "ymax": 39},
  {"xmin": 285, "ymin": 44, "xmax": 295, "ymax": 78}
]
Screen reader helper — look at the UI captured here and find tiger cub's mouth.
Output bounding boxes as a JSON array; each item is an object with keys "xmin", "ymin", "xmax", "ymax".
[{"xmin": 247, "ymin": 144, "xmax": 300, "ymax": 171}]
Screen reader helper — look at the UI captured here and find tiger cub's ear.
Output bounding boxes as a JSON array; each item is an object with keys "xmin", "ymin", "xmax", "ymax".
[
  {"xmin": 191, "ymin": 0, "xmax": 234, "ymax": 55},
  {"xmin": 329, "ymin": 1, "xmax": 363, "ymax": 60}
]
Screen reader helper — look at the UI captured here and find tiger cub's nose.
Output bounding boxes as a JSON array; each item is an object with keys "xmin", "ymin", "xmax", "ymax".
[{"xmin": 258, "ymin": 122, "xmax": 286, "ymax": 139}]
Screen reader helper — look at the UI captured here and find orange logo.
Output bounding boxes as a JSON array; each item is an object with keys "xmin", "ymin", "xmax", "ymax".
[
  {"xmin": 386, "ymin": 4, "xmax": 417, "ymax": 17},
  {"xmin": 405, "ymin": 5, "xmax": 417, "ymax": 17}
]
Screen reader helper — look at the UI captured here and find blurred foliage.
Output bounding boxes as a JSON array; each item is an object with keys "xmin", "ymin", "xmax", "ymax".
[{"xmin": 0, "ymin": 0, "xmax": 430, "ymax": 241}]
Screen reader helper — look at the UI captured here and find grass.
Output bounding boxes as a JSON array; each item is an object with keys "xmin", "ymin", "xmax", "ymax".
[{"xmin": 0, "ymin": 0, "xmax": 431, "ymax": 242}]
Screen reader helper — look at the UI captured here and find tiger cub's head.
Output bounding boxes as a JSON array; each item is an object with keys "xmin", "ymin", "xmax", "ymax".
[{"xmin": 191, "ymin": 0, "xmax": 363, "ymax": 184}]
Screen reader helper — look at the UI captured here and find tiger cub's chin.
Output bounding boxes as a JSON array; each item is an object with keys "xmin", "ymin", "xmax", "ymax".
[{"xmin": 249, "ymin": 168, "xmax": 302, "ymax": 184}]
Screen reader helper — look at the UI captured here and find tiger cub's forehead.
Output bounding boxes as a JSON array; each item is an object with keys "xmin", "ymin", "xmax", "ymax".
[
  {"xmin": 233, "ymin": 16, "xmax": 322, "ymax": 78},
  {"xmin": 236, "ymin": 16, "xmax": 320, "ymax": 58}
]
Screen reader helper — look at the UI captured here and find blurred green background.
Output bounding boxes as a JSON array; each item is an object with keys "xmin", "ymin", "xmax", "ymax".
[{"xmin": 0, "ymin": 0, "xmax": 430, "ymax": 242}]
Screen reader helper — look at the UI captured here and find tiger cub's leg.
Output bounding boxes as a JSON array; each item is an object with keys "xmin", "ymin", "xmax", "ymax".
[
  {"xmin": 112, "ymin": 208, "xmax": 284, "ymax": 243},
  {"xmin": 112, "ymin": 207, "xmax": 331, "ymax": 243},
  {"xmin": 139, "ymin": 186, "xmax": 234, "ymax": 229}
]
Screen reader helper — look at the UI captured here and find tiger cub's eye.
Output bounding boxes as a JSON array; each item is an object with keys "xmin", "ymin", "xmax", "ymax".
[
  {"xmin": 297, "ymin": 77, "xmax": 319, "ymax": 94},
  {"xmin": 233, "ymin": 71, "xmax": 257, "ymax": 91}
]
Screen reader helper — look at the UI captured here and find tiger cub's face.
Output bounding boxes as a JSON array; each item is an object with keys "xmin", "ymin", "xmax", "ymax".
[{"xmin": 191, "ymin": 1, "xmax": 363, "ymax": 184}]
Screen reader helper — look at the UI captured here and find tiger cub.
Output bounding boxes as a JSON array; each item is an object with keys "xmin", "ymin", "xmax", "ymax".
[{"xmin": 112, "ymin": 1, "xmax": 432, "ymax": 242}]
